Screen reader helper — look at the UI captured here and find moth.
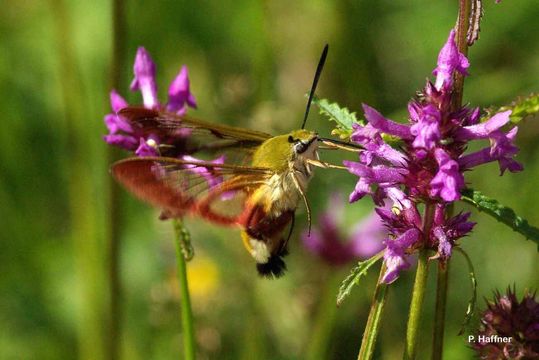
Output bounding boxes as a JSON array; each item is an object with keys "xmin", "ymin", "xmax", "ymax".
[{"xmin": 112, "ymin": 45, "xmax": 360, "ymax": 277}]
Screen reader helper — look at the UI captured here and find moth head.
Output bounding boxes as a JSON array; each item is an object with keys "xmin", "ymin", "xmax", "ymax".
[{"xmin": 287, "ymin": 129, "xmax": 318, "ymax": 156}]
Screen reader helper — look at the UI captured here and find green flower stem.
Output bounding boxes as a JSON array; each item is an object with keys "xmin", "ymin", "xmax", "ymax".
[
  {"xmin": 403, "ymin": 203, "xmax": 436, "ymax": 360},
  {"xmin": 403, "ymin": 249, "xmax": 430, "ymax": 360},
  {"xmin": 431, "ymin": 261, "xmax": 449, "ymax": 360},
  {"xmin": 357, "ymin": 262, "xmax": 388, "ymax": 360},
  {"xmin": 172, "ymin": 219, "xmax": 196, "ymax": 360},
  {"xmin": 451, "ymin": 0, "xmax": 472, "ymax": 110},
  {"xmin": 431, "ymin": 200, "xmax": 454, "ymax": 360}
]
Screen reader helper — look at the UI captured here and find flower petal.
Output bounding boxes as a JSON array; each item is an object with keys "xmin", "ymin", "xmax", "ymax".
[
  {"xmin": 110, "ymin": 90, "xmax": 128, "ymax": 112},
  {"xmin": 430, "ymin": 148, "xmax": 465, "ymax": 201},
  {"xmin": 410, "ymin": 104, "xmax": 442, "ymax": 150},
  {"xmin": 433, "ymin": 29, "xmax": 469, "ymax": 91},
  {"xmin": 455, "ymin": 110, "xmax": 512, "ymax": 141},
  {"xmin": 167, "ymin": 65, "xmax": 197, "ymax": 115},
  {"xmin": 130, "ymin": 47, "xmax": 159, "ymax": 109},
  {"xmin": 362, "ymin": 104, "xmax": 413, "ymax": 139},
  {"xmin": 381, "ymin": 228, "xmax": 421, "ymax": 284}
]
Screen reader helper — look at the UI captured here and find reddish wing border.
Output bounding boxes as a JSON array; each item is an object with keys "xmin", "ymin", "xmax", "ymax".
[{"xmin": 112, "ymin": 156, "xmax": 272, "ymax": 224}]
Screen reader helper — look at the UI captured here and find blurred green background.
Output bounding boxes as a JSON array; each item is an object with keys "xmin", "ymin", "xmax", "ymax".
[{"xmin": 2, "ymin": 1, "xmax": 538, "ymax": 359}]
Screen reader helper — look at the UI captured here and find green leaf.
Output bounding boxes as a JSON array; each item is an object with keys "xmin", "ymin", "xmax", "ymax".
[
  {"xmin": 461, "ymin": 188, "xmax": 539, "ymax": 250},
  {"xmin": 456, "ymin": 248, "xmax": 477, "ymax": 335},
  {"xmin": 311, "ymin": 96, "xmax": 365, "ymax": 139},
  {"xmin": 482, "ymin": 93, "xmax": 539, "ymax": 124},
  {"xmin": 337, "ymin": 251, "xmax": 383, "ymax": 306}
]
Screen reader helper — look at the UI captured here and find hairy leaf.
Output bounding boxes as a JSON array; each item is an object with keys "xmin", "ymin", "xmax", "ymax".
[
  {"xmin": 483, "ymin": 93, "xmax": 539, "ymax": 124},
  {"xmin": 337, "ymin": 252, "xmax": 383, "ymax": 306},
  {"xmin": 311, "ymin": 96, "xmax": 365, "ymax": 139},
  {"xmin": 461, "ymin": 188, "xmax": 539, "ymax": 250},
  {"xmin": 456, "ymin": 248, "xmax": 477, "ymax": 335}
]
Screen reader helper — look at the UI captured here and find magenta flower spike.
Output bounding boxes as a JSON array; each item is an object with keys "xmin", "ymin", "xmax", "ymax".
[
  {"xmin": 472, "ymin": 287, "xmax": 539, "ymax": 359},
  {"xmin": 343, "ymin": 29, "xmax": 522, "ymax": 282},
  {"xmin": 103, "ymin": 47, "xmax": 197, "ymax": 157}
]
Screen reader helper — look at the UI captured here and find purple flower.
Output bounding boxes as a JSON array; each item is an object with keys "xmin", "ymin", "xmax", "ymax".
[
  {"xmin": 381, "ymin": 228, "xmax": 421, "ymax": 284},
  {"xmin": 433, "ymin": 29, "xmax": 469, "ymax": 91},
  {"xmin": 454, "ymin": 110, "xmax": 512, "ymax": 141},
  {"xmin": 429, "ymin": 148, "xmax": 465, "ymax": 202},
  {"xmin": 430, "ymin": 205, "xmax": 475, "ymax": 259},
  {"xmin": 343, "ymin": 162, "xmax": 406, "ymax": 203},
  {"xmin": 458, "ymin": 126, "xmax": 523, "ymax": 175},
  {"xmin": 134, "ymin": 135, "xmax": 160, "ymax": 157},
  {"xmin": 167, "ymin": 65, "xmax": 197, "ymax": 115},
  {"xmin": 362, "ymin": 104, "xmax": 413, "ymax": 140},
  {"xmin": 302, "ymin": 194, "xmax": 385, "ymax": 266},
  {"xmin": 472, "ymin": 287, "xmax": 539, "ymax": 359},
  {"xmin": 410, "ymin": 104, "xmax": 442, "ymax": 151},
  {"xmin": 342, "ymin": 28, "xmax": 522, "ymax": 280},
  {"xmin": 103, "ymin": 47, "xmax": 197, "ymax": 156},
  {"xmin": 130, "ymin": 47, "xmax": 159, "ymax": 109}
]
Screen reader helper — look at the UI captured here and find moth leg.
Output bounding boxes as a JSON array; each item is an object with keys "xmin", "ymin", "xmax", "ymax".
[
  {"xmin": 291, "ymin": 170, "xmax": 312, "ymax": 236},
  {"xmin": 281, "ymin": 213, "xmax": 295, "ymax": 253}
]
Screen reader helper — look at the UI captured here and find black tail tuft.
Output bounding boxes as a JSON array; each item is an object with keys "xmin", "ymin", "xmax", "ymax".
[{"xmin": 256, "ymin": 254, "xmax": 287, "ymax": 278}]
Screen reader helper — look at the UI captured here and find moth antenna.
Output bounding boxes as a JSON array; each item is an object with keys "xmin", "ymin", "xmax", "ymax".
[{"xmin": 301, "ymin": 44, "xmax": 329, "ymax": 130}]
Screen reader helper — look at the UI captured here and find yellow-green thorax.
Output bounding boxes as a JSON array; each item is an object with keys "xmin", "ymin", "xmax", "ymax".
[
  {"xmin": 247, "ymin": 129, "xmax": 319, "ymax": 217},
  {"xmin": 252, "ymin": 129, "xmax": 318, "ymax": 171}
]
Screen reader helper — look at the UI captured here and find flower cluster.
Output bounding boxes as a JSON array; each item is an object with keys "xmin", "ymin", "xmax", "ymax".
[
  {"xmin": 103, "ymin": 47, "xmax": 197, "ymax": 157},
  {"xmin": 472, "ymin": 287, "xmax": 539, "ymax": 359},
  {"xmin": 344, "ymin": 30, "xmax": 522, "ymax": 283},
  {"xmin": 301, "ymin": 194, "xmax": 385, "ymax": 266}
]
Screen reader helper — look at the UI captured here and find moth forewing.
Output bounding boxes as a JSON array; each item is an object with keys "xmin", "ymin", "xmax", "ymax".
[{"xmin": 112, "ymin": 157, "xmax": 272, "ymax": 221}]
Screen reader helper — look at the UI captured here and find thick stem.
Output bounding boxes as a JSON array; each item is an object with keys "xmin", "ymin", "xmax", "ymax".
[
  {"xmin": 403, "ymin": 203, "xmax": 436, "ymax": 360},
  {"xmin": 431, "ymin": 261, "xmax": 449, "ymax": 360},
  {"xmin": 451, "ymin": 0, "xmax": 472, "ymax": 111},
  {"xmin": 431, "ymin": 202, "xmax": 454, "ymax": 360},
  {"xmin": 357, "ymin": 263, "xmax": 388, "ymax": 360},
  {"xmin": 173, "ymin": 219, "xmax": 196, "ymax": 360},
  {"xmin": 403, "ymin": 249, "xmax": 430, "ymax": 360}
]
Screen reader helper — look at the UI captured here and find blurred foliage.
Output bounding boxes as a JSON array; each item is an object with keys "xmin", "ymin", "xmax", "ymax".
[{"xmin": 1, "ymin": 1, "xmax": 538, "ymax": 359}]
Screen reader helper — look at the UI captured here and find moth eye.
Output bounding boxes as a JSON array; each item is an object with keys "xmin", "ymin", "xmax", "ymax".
[
  {"xmin": 288, "ymin": 135, "xmax": 294, "ymax": 143},
  {"xmin": 295, "ymin": 141, "xmax": 308, "ymax": 154}
]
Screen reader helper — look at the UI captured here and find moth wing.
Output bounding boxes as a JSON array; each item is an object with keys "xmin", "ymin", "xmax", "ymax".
[
  {"xmin": 118, "ymin": 107, "xmax": 271, "ymax": 164},
  {"xmin": 112, "ymin": 156, "xmax": 272, "ymax": 224}
]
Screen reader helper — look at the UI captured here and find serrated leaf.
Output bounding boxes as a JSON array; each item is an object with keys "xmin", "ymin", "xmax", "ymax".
[
  {"xmin": 311, "ymin": 96, "xmax": 365, "ymax": 140},
  {"xmin": 456, "ymin": 248, "xmax": 477, "ymax": 335},
  {"xmin": 461, "ymin": 188, "xmax": 539, "ymax": 250},
  {"xmin": 337, "ymin": 252, "xmax": 383, "ymax": 306},
  {"xmin": 482, "ymin": 93, "xmax": 539, "ymax": 124}
]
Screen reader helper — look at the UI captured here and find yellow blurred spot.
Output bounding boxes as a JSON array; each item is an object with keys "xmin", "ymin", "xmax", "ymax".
[{"xmin": 185, "ymin": 255, "xmax": 220, "ymax": 299}]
